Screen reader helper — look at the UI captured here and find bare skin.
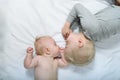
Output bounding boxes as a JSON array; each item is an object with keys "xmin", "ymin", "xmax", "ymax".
[
  {"xmin": 34, "ymin": 55, "xmax": 58, "ymax": 80},
  {"xmin": 24, "ymin": 37, "xmax": 67, "ymax": 80},
  {"xmin": 62, "ymin": 22, "xmax": 72, "ymax": 40}
]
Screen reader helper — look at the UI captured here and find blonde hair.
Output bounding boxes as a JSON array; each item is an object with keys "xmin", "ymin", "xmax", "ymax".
[
  {"xmin": 34, "ymin": 36, "xmax": 51, "ymax": 55},
  {"xmin": 64, "ymin": 40, "xmax": 95, "ymax": 66}
]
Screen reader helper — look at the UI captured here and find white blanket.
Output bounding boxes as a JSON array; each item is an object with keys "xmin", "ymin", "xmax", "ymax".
[{"xmin": 1, "ymin": 0, "xmax": 120, "ymax": 80}]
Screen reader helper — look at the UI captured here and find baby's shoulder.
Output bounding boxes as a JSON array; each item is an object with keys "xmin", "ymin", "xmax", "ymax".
[{"xmin": 34, "ymin": 55, "xmax": 43, "ymax": 61}]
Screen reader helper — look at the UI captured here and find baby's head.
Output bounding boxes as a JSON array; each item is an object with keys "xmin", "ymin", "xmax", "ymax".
[
  {"xmin": 34, "ymin": 36, "xmax": 60, "ymax": 57},
  {"xmin": 64, "ymin": 32, "xmax": 95, "ymax": 66}
]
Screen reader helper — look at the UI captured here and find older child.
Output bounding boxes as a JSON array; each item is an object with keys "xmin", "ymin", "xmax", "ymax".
[
  {"xmin": 64, "ymin": 32, "xmax": 95, "ymax": 66},
  {"xmin": 62, "ymin": 3, "xmax": 120, "ymax": 65},
  {"xmin": 24, "ymin": 36, "xmax": 67, "ymax": 80}
]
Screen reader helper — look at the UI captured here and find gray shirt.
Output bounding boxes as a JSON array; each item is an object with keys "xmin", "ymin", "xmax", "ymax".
[
  {"xmin": 104, "ymin": 0, "xmax": 115, "ymax": 4},
  {"xmin": 67, "ymin": 4, "xmax": 120, "ymax": 41}
]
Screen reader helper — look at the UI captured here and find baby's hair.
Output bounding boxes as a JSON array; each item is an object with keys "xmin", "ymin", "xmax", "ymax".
[
  {"xmin": 64, "ymin": 40, "xmax": 95, "ymax": 66},
  {"xmin": 34, "ymin": 36, "xmax": 51, "ymax": 55},
  {"xmin": 35, "ymin": 36, "xmax": 50, "ymax": 42}
]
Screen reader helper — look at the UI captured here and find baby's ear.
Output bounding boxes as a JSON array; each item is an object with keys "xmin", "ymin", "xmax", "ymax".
[
  {"xmin": 78, "ymin": 40, "xmax": 83, "ymax": 48},
  {"xmin": 45, "ymin": 48, "xmax": 50, "ymax": 55}
]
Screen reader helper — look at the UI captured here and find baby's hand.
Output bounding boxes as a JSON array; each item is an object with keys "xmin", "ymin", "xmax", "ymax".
[
  {"xmin": 59, "ymin": 48, "xmax": 65, "ymax": 58},
  {"xmin": 27, "ymin": 47, "xmax": 34, "ymax": 54}
]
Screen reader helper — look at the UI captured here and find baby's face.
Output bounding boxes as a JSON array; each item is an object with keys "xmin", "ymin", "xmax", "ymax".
[{"xmin": 47, "ymin": 38, "xmax": 60, "ymax": 57}]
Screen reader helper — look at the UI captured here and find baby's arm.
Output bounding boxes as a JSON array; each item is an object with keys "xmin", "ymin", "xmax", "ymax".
[
  {"xmin": 24, "ymin": 47, "xmax": 37, "ymax": 69},
  {"xmin": 57, "ymin": 48, "xmax": 68, "ymax": 67},
  {"xmin": 58, "ymin": 57, "xmax": 68, "ymax": 67}
]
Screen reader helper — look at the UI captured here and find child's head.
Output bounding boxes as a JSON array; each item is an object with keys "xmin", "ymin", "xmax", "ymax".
[
  {"xmin": 34, "ymin": 36, "xmax": 60, "ymax": 57},
  {"xmin": 64, "ymin": 32, "xmax": 95, "ymax": 66}
]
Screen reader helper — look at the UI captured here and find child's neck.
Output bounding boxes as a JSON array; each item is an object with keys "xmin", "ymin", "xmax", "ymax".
[{"xmin": 43, "ymin": 53, "xmax": 54, "ymax": 59}]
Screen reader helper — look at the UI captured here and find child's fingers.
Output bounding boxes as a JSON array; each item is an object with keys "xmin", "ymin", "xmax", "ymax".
[
  {"xmin": 29, "ymin": 48, "xmax": 33, "ymax": 51},
  {"xmin": 27, "ymin": 47, "xmax": 33, "ymax": 50},
  {"xmin": 27, "ymin": 47, "xmax": 33, "ymax": 53},
  {"xmin": 65, "ymin": 31, "xmax": 70, "ymax": 39}
]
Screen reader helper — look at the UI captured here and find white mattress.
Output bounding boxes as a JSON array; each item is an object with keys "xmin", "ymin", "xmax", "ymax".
[{"xmin": 1, "ymin": 0, "xmax": 120, "ymax": 80}]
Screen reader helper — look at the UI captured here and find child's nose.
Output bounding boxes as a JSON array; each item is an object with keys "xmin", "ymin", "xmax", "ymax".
[{"xmin": 59, "ymin": 47, "xmax": 65, "ymax": 52}]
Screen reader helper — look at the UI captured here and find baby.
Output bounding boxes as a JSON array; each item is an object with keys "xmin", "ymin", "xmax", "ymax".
[{"xmin": 24, "ymin": 36, "xmax": 67, "ymax": 80}]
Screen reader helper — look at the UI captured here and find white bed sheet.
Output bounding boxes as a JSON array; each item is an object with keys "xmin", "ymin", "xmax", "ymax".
[{"xmin": 1, "ymin": 0, "xmax": 120, "ymax": 80}]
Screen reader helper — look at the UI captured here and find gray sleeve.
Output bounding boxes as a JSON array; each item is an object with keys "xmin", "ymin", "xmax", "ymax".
[
  {"xmin": 104, "ymin": 0, "xmax": 115, "ymax": 5},
  {"xmin": 67, "ymin": 6, "xmax": 77, "ymax": 23},
  {"xmin": 67, "ymin": 3, "xmax": 100, "ymax": 40}
]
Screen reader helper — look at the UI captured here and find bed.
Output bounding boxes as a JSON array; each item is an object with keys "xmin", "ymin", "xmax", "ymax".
[{"xmin": 1, "ymin": 0, "xmax": 120, "ymax": 80}]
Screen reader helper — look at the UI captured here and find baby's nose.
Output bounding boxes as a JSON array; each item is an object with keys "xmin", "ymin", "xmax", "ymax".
[{"xmin": 59, "ymin": 47, "xmax": 65, "ymax": 53}]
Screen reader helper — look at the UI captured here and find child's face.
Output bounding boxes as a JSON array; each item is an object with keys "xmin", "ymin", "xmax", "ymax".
[
  {"xmin": 65, "ymin": 32, "xmax": 79, "ymax": 48},
  {"xmin": 47, "ymin": 38, "xmax": 60, "ymax": 57}
]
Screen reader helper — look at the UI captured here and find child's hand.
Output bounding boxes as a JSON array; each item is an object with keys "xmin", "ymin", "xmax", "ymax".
[
  {"xmin": 27, "ymin": 47, "xmax": 34, "ymax": 54},
  {"xmin": 62, "ymin": 22, "xmax": 72, "ymax": 39}
]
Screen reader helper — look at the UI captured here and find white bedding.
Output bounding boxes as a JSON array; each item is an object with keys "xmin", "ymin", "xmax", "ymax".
[{"xmin": 1, "ymin": 0, "xmax": 120, "ymax": 80}]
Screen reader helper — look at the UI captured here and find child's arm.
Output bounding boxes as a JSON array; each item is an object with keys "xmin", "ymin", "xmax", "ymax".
[
  {"xmin": 62, "ymin": 4, "xmax": 78, "ymax": 39},
  {"xmin": 62, "ymin": 3, "xmax": 79, "ymax": 39},
  {"xmin": 62, "ymin": 3, "xmax": 100, "ymax": 39},
  {"xmin": 24, "ymin": 47, "xmax": 37, "ymax": 69}
]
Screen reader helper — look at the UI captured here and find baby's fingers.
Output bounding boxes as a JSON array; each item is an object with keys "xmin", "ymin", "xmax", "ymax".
[{"xmin": 27, "ymin": 47, "xmax": 33, "ymax": 53}]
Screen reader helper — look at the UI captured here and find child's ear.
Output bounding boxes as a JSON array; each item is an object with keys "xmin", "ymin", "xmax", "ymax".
[
  {"xmin": 46, "ymin": 48, "xmax": 50, "ymax": 55},
  {"xmin": 78, "ymin": 40, "xmax": 83, "ymax": 48},
  {"xmin": 45, "ymin": 48, "xmax": 50, "ymax": 55}
]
